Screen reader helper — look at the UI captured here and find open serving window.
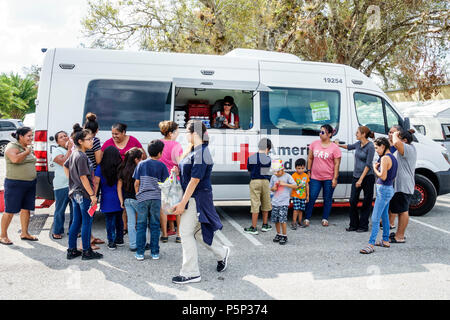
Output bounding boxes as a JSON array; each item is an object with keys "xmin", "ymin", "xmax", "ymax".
[{"xmin": 173, "ymin": 78, "xmax": 270, "ymax": 130}]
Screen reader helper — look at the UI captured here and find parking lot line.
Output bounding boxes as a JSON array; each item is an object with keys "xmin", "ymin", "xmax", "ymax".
[
  {"xmin": 410, "ymin": 218, "xmax": 450, "ymax": 235},
  {"xmin": 216, "ymin": 207, "xmax": 263, "ymax": 246}
]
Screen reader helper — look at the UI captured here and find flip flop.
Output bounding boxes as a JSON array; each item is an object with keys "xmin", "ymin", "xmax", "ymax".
[
  {"xmin": 92, "ymin": 238, "xmax": 105, "ymax": 244},
  {"xmin": 52, "ymin": 234, "xmax": 63, "ymax": 240},
  {"xmin": 0, "ymin": 239, "xmax": 13, "ymax": 245},
  {"xmin": 375, "ymin": 241, "xmax": 391, "ymax": 248},
  {"xmin": 389, "ymin": 237, "xmax": 406, "ymax": 243},
  {"xmin": 21, "ymin": 236, "xmax": 38, "ymax": 241}
]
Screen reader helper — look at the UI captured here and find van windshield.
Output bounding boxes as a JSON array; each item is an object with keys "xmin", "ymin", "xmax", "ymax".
[{"xmin": 260, "ymin": 87, "xmax": 340, "ymax": 135}]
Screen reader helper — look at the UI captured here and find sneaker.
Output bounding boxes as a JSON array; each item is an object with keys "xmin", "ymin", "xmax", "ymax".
[
  {"xmin": 261, "ymin": 224, "xmax": 272, "ymax": 232},
  {"xmin": 243, "ymin": 226, "xmax": 258, "ymax": 235},
  {"xmin": 175, "ymin": 236, "xmax": 182, "ymax": 243},
  {"xmin": 279, "ymin": 236, "xmax": 288, "ymax": 245},
  {"xmin": 82, "ymin": 248, "xmax": 103, "ymax": 260},
  {"xmin": 273, "ymin": 234, "xmax": 282, "ymax": 242},
  {"xmin": 151, "ymin": 253, "xmax": 160, "ymax": 260},
  {"xmin": 114, "ymin": 239, "xmax": 124, "ymax": 246},
  {"xmin": 346, "ymin": 227, "xmax": 358, "ymax": 232},
  {"xmin": 217, "ymin": 246, "xmax": 230, "ymax": 272},
  {"xmin": 129, "ymin": 247, "xmax": 137, "ymax": 252},
  {"xmin": 66, "ymin": 248, "xmax": 82, "ymax": 260},
  {"xmin": 356, "ymin": 228, "xmax": 368, "ymax": 233},
  {"xmin": 291, "ymin": 223, "xmax": 298, "ymax": 230},
  {"xmin": 108, "ymin": 242, "xmax": 117, "ymax": 250},
  {"xmin": 160, "ymin": 236, "xmax": 168, "ymax": 243},
  {"xmin": 135, "ymin": 253, "xmax": 144, "ymax": 261},
  {"xmin": 172, "ymin": 275, "xmax": 201, "ymax": 284}
]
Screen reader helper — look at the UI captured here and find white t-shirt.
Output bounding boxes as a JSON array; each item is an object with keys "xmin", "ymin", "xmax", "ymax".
[{"xmin": 52, "ymin": 146, "xmax": 69, "ymax": 190}]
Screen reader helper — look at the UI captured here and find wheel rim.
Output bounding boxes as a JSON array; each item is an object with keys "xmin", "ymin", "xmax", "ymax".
[
  {"xmin": 410, "ymin": 185, "xmax": 426, "ymax": 209},
  {"xmin": 0, "ymin": 144, "xmax": 6, "ymax": 155}
]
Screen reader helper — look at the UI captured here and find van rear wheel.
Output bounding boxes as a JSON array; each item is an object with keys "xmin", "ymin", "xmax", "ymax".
[
  {"xmin": 409, "ymin": 174, "xmax": 437, "ymax": 216},
  {"xmin": 0, "ymin": 142, "xmax": 8, "ymax": 157}
]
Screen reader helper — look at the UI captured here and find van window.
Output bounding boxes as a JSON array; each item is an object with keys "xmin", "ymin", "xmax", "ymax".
[
  {"xmin": 260, "ymin": 87, "xmax": 340, "ymax": 135},
  {"xmin": 354, "ymin": 93, "xmax": 385, "ymax": 134},
  {"xmin": 0, "ymin": 121, "xmax": 16, "ymax": 131},
  {"xmin": 84, "ymin": 80, "xmax": 172, "ymax": 132},
  {"xmin": 442, "ymin": 124, "xmax": 450, "ymax": 141},
  {"xmin": 385, "ymin": 101, "xmax": 401, "ymax": 129}
]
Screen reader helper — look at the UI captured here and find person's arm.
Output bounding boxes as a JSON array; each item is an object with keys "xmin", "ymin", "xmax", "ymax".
[
  {"xmin": 392, "ymin": 131, "xmax": 405, "ymax": 156},
  {"xmin": 373, "ymin": 156, "xmax": 390, "ymax": 180},
  {"xmin": 95, "ymin": 150, "xmax": 102, "ymax": 164},
  {"xmin": 53, "ymin": 148, "xmax": 72, "ymax": 167},
  {"xmin": 356, "ymin": 167, "xmax": 370, "ymax": 188},
  {"xmin": 80, "ymin": 175, "xmax": 97, "ymax": 206},
  {"xmin": 5, "ymin": 146, "xmax": 31, "ymax": 164},
  {"xmin": 134, "ymin": 179, "xmax": 140, "ymax": 195},
  {"xmin": 280, "ymin": 175, "xmax": 298, "ymax": 189},
  {"xmin": 64, "ymin": 166, "xmax": 70, "ymax": 179},
  {"xmin": 93, "ymin": 176, "xmax": 100, "ymax": 197},
  {"xmin": 334, "ymin": 139, "xmax": 349, "ymax": 150},
  {"xmin": 357, "ymin": 144, "xmax": 375, "ymax": 187},
  {"xmin": 332, "ymin": 157, "xmax": 341, "ymax": 188},
  {"xmin": 307, "ymin": 149, "xmax": 314, "ymax": 177},
  {"xmin": 306, "ymin": 183, "xmax": 310, "ymax": 202},
  {"xmin": 117, "ymin": 179, "xmax": 124, "ymax": 209},
  {"xmin": 172, "ymin": 178, "xmax": 200, "ymax": 215}
]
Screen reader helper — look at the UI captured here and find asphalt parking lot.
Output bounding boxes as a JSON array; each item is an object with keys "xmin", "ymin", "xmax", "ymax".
[{"xmin": 0, "ymin": 159, "xmax": 449, "ymax": 300}]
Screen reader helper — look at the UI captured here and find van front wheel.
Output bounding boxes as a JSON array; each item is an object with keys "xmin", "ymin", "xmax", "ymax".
[{"xmin": 409, "ymin": 174, "xmax": 437, "ymax": 216}]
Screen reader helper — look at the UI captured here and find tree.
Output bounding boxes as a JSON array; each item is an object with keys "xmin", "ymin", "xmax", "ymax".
[
  {"xmin": 0, "ymin": 73, "xmax": 38, "ymax": 119},
  {"xmin": 82, "ymin": 0, "xmax": 449, "ymax": 99}
]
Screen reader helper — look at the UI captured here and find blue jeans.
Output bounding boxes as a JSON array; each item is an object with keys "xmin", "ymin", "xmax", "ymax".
[
  {"xmin": 124, "ymin": 198, "xmax": 140, "ymax": 249},
  {"xmin": 305, "ymin": 179, "xmax": 335, "ymax": 220},
  {"xmin": 136, "ymin": 199, "xmax": 161, "ymax": 255},
  {"xmin": 104, "ymin": 211, "xmax": 124, "ymax": 244},
  {"xmin": 68, "ymin": 194, "xmax": 93, "ymax": 251},
  {"xmin": 53, "ymin": 187, "xmax": 73, "ymax": 235},
  {"xmin": 369, "ymin": 184, "xmax": 395, "ymax": 245}
]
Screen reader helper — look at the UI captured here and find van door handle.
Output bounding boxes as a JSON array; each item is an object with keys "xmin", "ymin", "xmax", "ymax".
[{"xmin": 338, "ymin": 141, "xmax": 346, "ymax": 144}]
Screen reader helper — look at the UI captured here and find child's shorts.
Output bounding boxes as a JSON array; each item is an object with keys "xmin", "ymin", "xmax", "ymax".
[
  {"xmin": 250, "ymin": 179, "xmax": 272, "ymax": 213},
  {"xmin": 292, "ymin": 198, "xmax": 307, "ymax": 211},
  {"xmin": 271, "ymin": 205, "xmax": 289, "ymax": 223}
]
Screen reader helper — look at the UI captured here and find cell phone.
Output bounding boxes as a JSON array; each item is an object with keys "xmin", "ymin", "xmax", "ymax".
[{"xmin": 88, "ymin": 204, "xmax": 97, "ymax": 217}]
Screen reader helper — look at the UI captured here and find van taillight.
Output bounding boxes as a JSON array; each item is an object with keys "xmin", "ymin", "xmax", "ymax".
[{"xmin": 34, "ymin": 130, "xmax": 48, "ymax": 172}]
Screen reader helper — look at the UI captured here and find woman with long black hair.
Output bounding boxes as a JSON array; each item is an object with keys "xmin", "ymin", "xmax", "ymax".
[
  {"xmin": 65, "ymin": 124, "xmax": 103, "ymax": 260},
  {"xmin": 171, "ymin": 120, "xmax": 229, "ymax": 284},
  {"xmin": 94, "ymin": 146, "xmax": 124, "ymax": 250}
]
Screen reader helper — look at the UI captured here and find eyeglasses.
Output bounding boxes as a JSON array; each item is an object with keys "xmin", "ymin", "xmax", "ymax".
[
  {"xmin": 224, "ymin": 103, "xmax": 231, "ymax": 106},
  {"xmin": 83, "ymin": 137, "xmax": 94, "ymax": 141},
  {"xmin": 320, "ymin": 131, "xmax": 327, "ymax": 135}
]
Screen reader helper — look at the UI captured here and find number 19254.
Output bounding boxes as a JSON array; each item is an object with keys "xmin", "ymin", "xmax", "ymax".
[{"xmin": 324, "ymin": 77, "xmax": 343, "ymax": 84}]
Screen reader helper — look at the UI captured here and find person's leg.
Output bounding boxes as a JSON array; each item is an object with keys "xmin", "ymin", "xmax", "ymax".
[
  {"xmin": 53, "ymin": 188, "xmax": 66, "ymax": 236},
  {"xmin": 124, "ymin": 199, "xmax": 138, "ymax": 249},
  {"xmin": 68, "ymin": 199, "xmax": 82, "ymax": 250},
  {"xmin": 176, "ymin": 215, "xmax": 181, "ymax": 237},
  {"xmin": 135, "ymin": 202, "xmax": 148, "ymax": 256},
  {"xmin": 292, "ymin": 210, "xmax": 299, "ymax": 225},
  {"xmin": 149, "ymin": 200, "xmax": 161, "ymax": 255},
  {"xmin": 168, "ymin": 219, "xmax": 176, "ymax": 233},
  {"xmin": 19, "ymin": 210, "xmax": 33, "ymax": 239},
  {"xmin": 368, "ymin": 186, "xmax": 387, "ymax": 246},
  {"xmin": 0, "ymin": 213, "xmax": 14, "ymax": 243},
  {"xmin": 304, "ymin": 179, "xmax": 321, "ymax": 221},
  {"xmin": 249, "ymin": 180, "xmax": 261, "ymax": 228},
  {"xmin": 281, "ymin": 222, "xmax": 287, "ymax": 236},
  {"xmin": 348, "ymin": 177, "xmax": 362, "ymax": 229},
  {"xmin": 104, "ymin": 213, "xmax": 115, "ymax": 244},
  {"xmin": 179, "ymin": 199, "xmax": 202, "ymax": 277},
  {"xmin": 275, "ymin": 222, "xmax": 281, "ymax": 234},
  {"xmin": 389, "ymin": 212, "xmax": 397, "ymax": 228},
  {"xmin": 395, "ymin": 211, "xmax": 409, "ymax": 240},
  {"xmin": 160, "ymin": 210, "xmax": 168, "ymax": 237},
  {"xmin": 20, "ymin": 179, "xmax": 37, "ymax": 239},
  {"xmin": 359, "ymin": 175, "xmax": 375, "ymax": 231},
  {"xmin": 122, "ymin": 210, "xmax": 128, "ymax": 233},
  {"xmin": 80, "ymin": 198, "xmax": 93, "ymax": 251},
  {"xmin": 322, "ymin": 180, "xmax": 334, "ymax": 221},
  {"xmin": 115, "ymin": 211, "xmax": 124, "ymax": 243},
  {"xmin": 381, "ymin": 189, "xmax": 395, "ymax": 244}
]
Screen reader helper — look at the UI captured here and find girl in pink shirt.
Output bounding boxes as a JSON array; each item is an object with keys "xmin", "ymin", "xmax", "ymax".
[
  {"xmin": 159, "ymin": 121, "xmax": 183, "ymax": 243},
  {"xmin": 303, "ymin": 124, "xmax": 342, "ymax": 227},
  {"xmin": 101, "ymin": 123, "xmax": 144, "ymax": 160}
]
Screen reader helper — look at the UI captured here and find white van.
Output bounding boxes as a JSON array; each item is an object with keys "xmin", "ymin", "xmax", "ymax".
[
  {"xmin": 409, "ymin": 116, "xmax": 450, "ymax": 154},
  {"xmin": 34, "ymin": 48, "xmax": 450, "ymax": 216}
]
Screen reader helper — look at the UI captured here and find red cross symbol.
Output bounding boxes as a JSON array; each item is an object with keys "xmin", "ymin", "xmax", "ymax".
[{"xmin": 232, "ymin": 143, "xmax": 255, "ymax": 170}]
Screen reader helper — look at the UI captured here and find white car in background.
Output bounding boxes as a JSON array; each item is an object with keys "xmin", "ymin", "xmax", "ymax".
[{"xmin": 0, "ymin": 119, "xmax": 24, "ymax": 156}]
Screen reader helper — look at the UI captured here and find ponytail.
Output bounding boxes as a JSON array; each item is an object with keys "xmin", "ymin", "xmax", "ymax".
[{"xmin": 11, "ymin": 127, "xmax": 32, "ymax": 141}]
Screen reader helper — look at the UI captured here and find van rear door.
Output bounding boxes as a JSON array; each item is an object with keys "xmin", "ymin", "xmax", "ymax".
[{"xmin": 259, "ymin": 61, "xmax": 350, "ymax": 198}]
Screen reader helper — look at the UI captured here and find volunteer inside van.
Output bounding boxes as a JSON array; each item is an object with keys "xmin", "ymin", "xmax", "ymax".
[{"xmin": 211, "ymin": 96, "xmax": 239, "ymax": 129}]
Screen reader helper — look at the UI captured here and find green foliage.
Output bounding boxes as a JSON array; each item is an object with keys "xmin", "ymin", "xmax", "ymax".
[
  {"xmin": 0, "ymin": 73, "xmax": 38, "ymax": 119},
  {"xmin": 82, "ymin": 0, "xmax": 449, "ymax": 99}
]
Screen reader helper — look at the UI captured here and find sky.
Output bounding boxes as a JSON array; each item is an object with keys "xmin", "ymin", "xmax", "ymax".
[{"xmin": 0, "ymin": 0, "xmax": 89, "ymax": 75}]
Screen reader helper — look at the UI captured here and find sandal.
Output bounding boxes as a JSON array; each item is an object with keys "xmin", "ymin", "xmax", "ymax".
[
  {"xmin": 321, "ymin": 219, "xmax": 329, "ymax": 227},
  {"xmin": 0, "ymin": 238, "xmax": 13, "ymax": 245},
  {"xmin": 21, "ymin": 236, "xmax": 38, "ymax": 241},
  {"xmin": 360, "ymin": 245, "xmax": 375, "ymax": 254},
  {"xmin": 389, "ymin": 237, "xmax": 406, "ymax": 244},
  {"xmin": 91, "ymin": 244, "xmax": 100, "ymax": 250},
  {"xmin": 301, "ymin": 220, "xmax": 310, "ymax": 228},
  {"xmin": 92, "ymin": 238, "xmax": 105, "ymax": 244},
  {"xmin": 52, "ymin": 234, "xmax": 63, "ymax": 240},
  {"xmin": 375, "ymin": 241, "xmax": 390, "ymax": 248}
]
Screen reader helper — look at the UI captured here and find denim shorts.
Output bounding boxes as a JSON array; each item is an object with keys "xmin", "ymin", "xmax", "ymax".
[{"xmin": 4, "ymin": 178, "xmax": 37, "ymax": 214}]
